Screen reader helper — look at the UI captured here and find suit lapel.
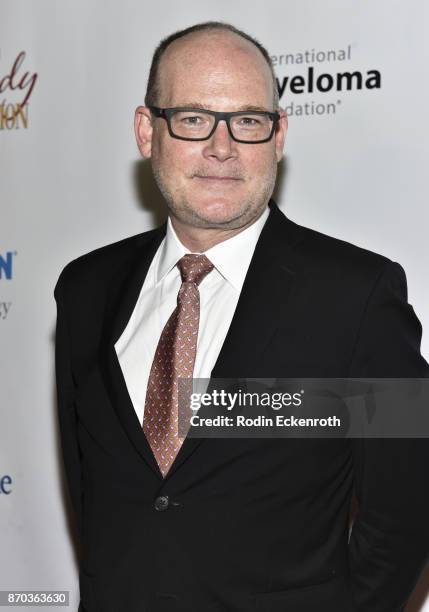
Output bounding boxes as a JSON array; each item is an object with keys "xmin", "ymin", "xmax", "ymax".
[
  {"xmin": 99, "ymin": 225, "xmax": 167, "ymax": 480},
  {"xmin": 211, "ymin": 202, "xmax": 304, "ymax": 378},
  {"xmin": 98, "ymin": 200, "xmax": 305, "ymax": 482}
]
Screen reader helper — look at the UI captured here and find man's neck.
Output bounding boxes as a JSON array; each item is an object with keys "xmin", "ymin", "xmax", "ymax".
[{"xmin": 169, "ymin": 210, "xmax": 266, "ymax": 253}]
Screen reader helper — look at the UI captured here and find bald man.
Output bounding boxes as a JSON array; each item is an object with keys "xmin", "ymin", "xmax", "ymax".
[{"xmin": 54, "ymin": 22, "xmax": 429, "ymax": 612}]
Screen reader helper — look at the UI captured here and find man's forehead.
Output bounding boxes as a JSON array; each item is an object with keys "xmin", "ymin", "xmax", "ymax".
[
  {"xmin": 159, "ymin": 30, "xmax": 270, "ymax": 78},
  {"xmin": 156, "ymin": 30, "xmax": 273, "ymax": 106}
]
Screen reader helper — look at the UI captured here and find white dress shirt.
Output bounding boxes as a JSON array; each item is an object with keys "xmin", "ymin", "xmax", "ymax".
[{"xmin": 114, "ymin": 206, "xmax": 269, "ymax": 425}]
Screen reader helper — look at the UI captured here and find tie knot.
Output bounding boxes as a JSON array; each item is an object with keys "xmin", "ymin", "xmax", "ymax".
[{"xmin": 177, "ymin": 254, "xmax": 214, "ymax": 286}]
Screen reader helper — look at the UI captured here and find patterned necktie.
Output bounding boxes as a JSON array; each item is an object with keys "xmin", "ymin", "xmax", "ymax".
[{"xmin": 142, "ymin": 253, "xmax": 214, "ymax": 477}]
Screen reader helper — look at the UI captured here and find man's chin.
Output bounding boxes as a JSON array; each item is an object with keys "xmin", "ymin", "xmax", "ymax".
[{"xmin": 187, "ymin": 200, "xmax": 247, "ymax": 228}]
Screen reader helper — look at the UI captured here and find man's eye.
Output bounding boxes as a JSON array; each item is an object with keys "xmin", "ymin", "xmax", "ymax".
[
  {"xmin": 181, "ymin": 115, "xmax": 205, "ymax": 125},
  {"xmin": 238, "ymin": 116, "xmax": 262, "ymax": 126}
]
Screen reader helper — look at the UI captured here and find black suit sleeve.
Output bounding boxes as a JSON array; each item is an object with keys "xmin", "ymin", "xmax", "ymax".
[
  {"xmin": 54, "ymin": 269, "xmax": 83, "ymax": 538},
  {"xmin": 347, "ymin": 261, "xmax": 429, "ymax": 611}
]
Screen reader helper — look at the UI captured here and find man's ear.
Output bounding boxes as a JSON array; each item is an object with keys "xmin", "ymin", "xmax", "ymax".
[
  {"xmin": 275, "ymin": 108, "xmax": 288, "ymax": 162},
  {"xmin": 134, "ymin": 106, "xmax": 153, "ymax": 158}
]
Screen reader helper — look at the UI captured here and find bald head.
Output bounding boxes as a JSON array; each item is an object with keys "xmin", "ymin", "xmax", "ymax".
[
  {"xmin": 145, "ymin": 22, "xmax": 279, "ymax": 110},
  {"xmin": 155, "ymin": 30, "xmax": 276, "ymax": 111}
]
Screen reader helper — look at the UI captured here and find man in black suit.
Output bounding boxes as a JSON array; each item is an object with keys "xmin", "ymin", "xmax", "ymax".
[{"xmin": 54, "ymin": 21, "xmax": 429, "ymax": 612}]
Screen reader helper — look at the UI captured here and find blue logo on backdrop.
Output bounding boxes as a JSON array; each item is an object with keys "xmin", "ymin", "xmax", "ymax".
[
  {"xmin": 0, "ymin": 475, "xmax": 12, "ymax": 494},
  {"xmin": 0, "ymin": 251, "xmax": 17, "ymax": 279}
]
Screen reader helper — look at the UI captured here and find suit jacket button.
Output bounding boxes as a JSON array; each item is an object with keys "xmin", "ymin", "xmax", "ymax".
[{"xmin": 154, "ymin": 495, "xmax": 169, "ymax": 511}]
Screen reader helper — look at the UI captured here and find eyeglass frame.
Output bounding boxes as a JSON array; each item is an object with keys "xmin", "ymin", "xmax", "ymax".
[{"xmin": 148, "ymin": 106, "xmax": 281, "ymax": 144}]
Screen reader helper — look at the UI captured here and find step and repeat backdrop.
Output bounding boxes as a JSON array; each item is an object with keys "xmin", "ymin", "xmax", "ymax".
[{"xmin": 1, "ymin": 0, "xmax": 428, "ymax": 610}]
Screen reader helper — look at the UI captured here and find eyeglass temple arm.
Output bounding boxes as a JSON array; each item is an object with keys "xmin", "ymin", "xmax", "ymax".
[{"xmin": 148, "ymin": 106, "xmax": 164, "ymax": 117}]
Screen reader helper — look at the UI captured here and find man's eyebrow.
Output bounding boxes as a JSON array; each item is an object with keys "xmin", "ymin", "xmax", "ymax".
[
  {"xmin": 235, "ymin": 104, "xmax": 271, "ymax": 112},
  {"xmin": 172, "ymin": 102, "xmax": 271, "ymax": 112}
]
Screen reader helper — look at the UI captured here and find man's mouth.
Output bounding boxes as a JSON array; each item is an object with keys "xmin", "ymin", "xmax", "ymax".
[{"xmin": 194, "ymin": 175, "xmax": 243, "ymax": 182}]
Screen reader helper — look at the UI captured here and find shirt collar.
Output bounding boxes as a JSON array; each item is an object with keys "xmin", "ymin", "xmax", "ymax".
[{"xmin": 156, "ymin": 206, "xmax": 269, "ymax": 291}]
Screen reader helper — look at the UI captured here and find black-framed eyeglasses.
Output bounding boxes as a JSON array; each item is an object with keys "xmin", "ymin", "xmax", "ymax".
[{"xmin": 149, "ymin": 106, "xmax": 280, "ymax": 144}]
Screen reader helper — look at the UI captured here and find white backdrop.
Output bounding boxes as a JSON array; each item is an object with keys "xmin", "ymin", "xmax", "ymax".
[{"xmin": 1, "ymin": 1, "xmax": 428, "ymax": 610}]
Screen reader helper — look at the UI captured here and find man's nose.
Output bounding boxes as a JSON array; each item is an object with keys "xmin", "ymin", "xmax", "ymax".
[{"xmin": 202, "ymin": 119, "xmax": 237, "ymax": 161}]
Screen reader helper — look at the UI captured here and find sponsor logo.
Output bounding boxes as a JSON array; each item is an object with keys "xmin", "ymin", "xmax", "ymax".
[
  {"xmin": 0, "ymin": 251, "xmax": 16, "ymax": 321},
  {"xmin": 272, "ymin": 44, "xmax": 381, "ymax": 117},
  {"xmin": 0, "ymin": 50, "xmax": 38, "ymax": 130}
]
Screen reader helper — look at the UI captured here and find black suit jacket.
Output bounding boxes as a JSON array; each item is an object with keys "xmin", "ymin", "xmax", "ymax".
[{"xmin": 54, "ymin": 200, "xmax": 429, "ymax": 612}]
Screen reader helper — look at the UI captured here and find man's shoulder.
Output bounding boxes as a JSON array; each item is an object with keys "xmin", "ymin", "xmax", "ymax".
[
  {"xmin": 280, "ymin": 219, "xmax": 412, "ymax": 321},
  {"xmin": 271, "ymin": 204, "xmax": 393, "ymax": 277},
  {"xmin": 53, "ymin": 225, "xmax": 164, "ymax": 299},
  {"xmin": 289, "ymin": 217, "xmax": 395, "ymax": 283}
]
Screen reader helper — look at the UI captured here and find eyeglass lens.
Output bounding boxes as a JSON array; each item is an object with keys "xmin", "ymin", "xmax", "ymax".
[{"xmin": 169, "ymin": 110, "xmax": 273, "ymax": 141}]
